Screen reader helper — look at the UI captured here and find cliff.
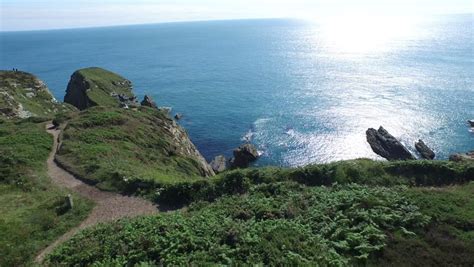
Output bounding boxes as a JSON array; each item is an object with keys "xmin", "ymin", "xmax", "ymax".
[
  {"xmin": 0, "ymin": 70, "xmax": 75, "ymax": 119},
  {"xmin": 57, "ymin": 67, "xmax": 214, "ymax": 192},
  {"xmin": 64, "ymin": 67, "xmax": 136, "ymax": 110}
]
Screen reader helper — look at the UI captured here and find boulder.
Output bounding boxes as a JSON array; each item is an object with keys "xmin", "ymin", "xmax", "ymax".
[
  {"xmin": 141, "ymin": 95, "xmax": 157, "ymax": 109},
  {"xmin": 174, "ymin": 113, "xmax": 183, "ymax": 120},
  {"xmin": 415, "ymin": 139, "xmax": 435, "ymax": 160},
  {"xmin": 449, "ymin": 151, "xmax": 474, "ymax": 162},
  {"xmin": 366, "ymin": 126, "xmax": 415, "ymax": 160},
  {"xmin": 231, "ymin": 144, "xmax": 260, "ymax": 168},
  {"xmin": 210, "ymin": 155, "xmax": 228, "ymax": 173}
]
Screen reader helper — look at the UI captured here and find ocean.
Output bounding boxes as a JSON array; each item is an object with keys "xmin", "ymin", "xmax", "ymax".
[{"xmin": 1, "ymin": 16, "xmax": 473, "ymax": 166}]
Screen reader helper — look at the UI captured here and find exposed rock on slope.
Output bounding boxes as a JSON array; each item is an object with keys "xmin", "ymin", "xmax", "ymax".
[
  {"xmin": 415, "ymin": 139, "xmax": 435, "ymax": 160},
  {"xmin": 64, "ymin": 67, "xmax": 135, "ymax": 110},
  {"xmin": 0, "ymin": 71, "xmax": 75, "ymax": 119},
  {"xmin": 449, "ymin": 151, "xmax": 474, "ymax": 162},
  {"xmin": 366, "ymin": 127, "xmax": 415, "ymax": 160},
  {"xmin": 210, "ymin": 155, "xmax": 228, "ymax": 173},
  {"xmin": 141, "ymin": 95, "xmax": 158, "ymax": 109}
]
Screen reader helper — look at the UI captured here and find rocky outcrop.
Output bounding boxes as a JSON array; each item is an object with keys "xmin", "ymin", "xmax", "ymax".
[
  {"xmin": 449, "ymin": 151, "xmax": 474, "ymax": 162},
  {"xmin": 0, "ymin": 70, "xmax": 75, "ymax": 119},
  {"xmin": 231, "ymin": 144, "xmax": 260, "ymax": 168},
  {"xmin": 64, "ymin": 67, "xmax": 134, "ymax": 110},
  {"xmin": 210, "ymin": 155, "xmax": 228, "ymax": 173},
  {"xmin": 415, "ymin": 140, "xmax": 435, "ymax": 160},
  {"xmin": 141, "ymin": 95, "xmax": 157, "ymax": 109},
  {"xmin": 174, "ymin": 113, "xmax": 183, "ymax": 120},
  {"xmin": 366, "ymin": 127, "xmax": 415, "ymax": 160}
]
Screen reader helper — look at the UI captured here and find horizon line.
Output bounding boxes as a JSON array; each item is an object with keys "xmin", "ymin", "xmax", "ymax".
[{"xmin": 1, "ymin": 13, "xmax": 472, "ymax": 33}]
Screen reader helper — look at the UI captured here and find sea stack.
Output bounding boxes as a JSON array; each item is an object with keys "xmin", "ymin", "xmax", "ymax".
[
  {"xmin": 415, "ymin": 139, "xmax": 435, "ymax": 160},
  {"xmin": 366, "ymin": 126, "xmax": 415, "ymax": 160}
]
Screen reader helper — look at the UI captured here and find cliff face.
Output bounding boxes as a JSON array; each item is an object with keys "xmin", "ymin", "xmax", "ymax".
[
  {"xmin": 64, "ymin": 67, "xmax": 135, "ymax": 110},
  {"xmin": 0, "ymin": 71, "xmax": 75, "ymax": 119}
]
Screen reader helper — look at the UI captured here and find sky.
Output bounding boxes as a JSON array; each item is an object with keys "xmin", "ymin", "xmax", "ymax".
[{"xmin": 1, "ymin": 0, "xmax": 473, "ymax": 31}]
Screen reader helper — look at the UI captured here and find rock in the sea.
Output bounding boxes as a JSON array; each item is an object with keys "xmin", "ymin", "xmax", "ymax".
[
  {"xmin": 141, "ymin": 95, "xmax": 158, "ymax": 109},
  {"xmin": 210, "ymin": 155, "xmax": 228, "ymax": 173},
  {"xmin": 231, "ymin": 144, "xmax": 260, "ymax": 168},
  {"xmin": 469, "ymin": 120, "xmax": 474, "ymax": 127},
  {"xmin": 174, "ymin": 113, "xmax": 183, "ymax": 120},
  {"xmin": 366, "ymin": 126, "xmax": 415, "ymax": 160},
  {"xmin": 449, "ymin": 151, "xmax": 474, "ymax": 162},
  {"xmin": 64, "ymin": 67, "xmax": 135, "ymax": 110},
  {"xmin": 415, "ymin": 139, "xmax": 435, "ymax": 160}
]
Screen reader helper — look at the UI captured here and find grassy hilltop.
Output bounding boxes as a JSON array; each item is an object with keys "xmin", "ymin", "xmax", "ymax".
[{"xmin": 1, "ymin": 67, "xmax": 473, "ymax": 266}]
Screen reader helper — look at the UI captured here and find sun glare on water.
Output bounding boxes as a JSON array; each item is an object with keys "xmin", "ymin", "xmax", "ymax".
[{"xmin": 314, "ymin": 15, "xmax": 421, "ymax": 55}]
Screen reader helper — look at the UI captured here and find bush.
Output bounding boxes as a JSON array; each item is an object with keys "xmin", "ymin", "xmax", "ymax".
[{"xmin": 47, "ymin": 183, "xmax": 430, "ymax": 266}]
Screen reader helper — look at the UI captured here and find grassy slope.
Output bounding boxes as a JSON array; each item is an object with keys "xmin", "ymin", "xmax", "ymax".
[
  {"xmin": 55, "ymin": 106, "xmax": 207, "ymax": 192},
  {"xmin": 0, "ymin": 71, "xmax": 75, "ymax": 118},
  {"xmin": 47, "ymin": 181, "xmax": 474, "ymax": 266},
  {"xmin": 0, "ymin": 119, "xmax": 93, "ymax": 266},
  {"xmin": 78, "ymin": 67, "xmax": 134, "ymax": 107}
]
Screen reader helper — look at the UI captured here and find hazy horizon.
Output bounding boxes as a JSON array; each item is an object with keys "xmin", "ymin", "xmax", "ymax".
[{"xmin": 1, "ymin": 0, "xmax": 473, "ymax": 32}]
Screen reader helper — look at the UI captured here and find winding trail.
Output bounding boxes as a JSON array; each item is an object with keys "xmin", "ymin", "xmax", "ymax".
[{"xmin": 35, "ymin": 124, "xmax": 159, "ymax": 263}]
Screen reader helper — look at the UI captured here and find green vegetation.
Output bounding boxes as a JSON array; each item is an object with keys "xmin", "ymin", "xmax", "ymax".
[
  {"xmin": 154, "ymin": 158, "xmax": 474, "ymax": 206},
  {"xmin": 0, "ymin": 71, "xmax": 75, "ymax": 119},
  {"xmin": 0, "ymin": 120, "xmax": 93, "ymax": 266},
  {"xmin": 56, "ymin": 106, "xmax": 211, "ymax": 192},
  {"xmin": 69, "ymin": 67, "xmax": 135, "ymax": 108},
  {"xmin": 47, "ymin": 182, "xmax": 432, "ymax": 265},
  {"xmin": 2, "ymin": 67, "xmax": 473, "ymax": 265},
  {"xmin": 372, "ymin": 183, "xmax": 474, "ymax": 266}
]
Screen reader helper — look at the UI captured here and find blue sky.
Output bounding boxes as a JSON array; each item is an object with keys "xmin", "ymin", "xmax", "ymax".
[{"xmin": 1, "ymin": 0, "xmax": 473, "ymax": 31}]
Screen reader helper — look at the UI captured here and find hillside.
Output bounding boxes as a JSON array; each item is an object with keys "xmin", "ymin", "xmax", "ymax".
[
  {"xmin": 0, "ymin": 119, "xmax": 93, "ymax": 266},
  {"xmin": 47, "ymin": 179, "xmax": 474, "ymax": 266},
  {"xmin": 0, "ymin": 71, "xmax": 75, "ymax": 119},
  {"xmin": 55, "ymin": 105, "xmax": 215, "ymax": 193},
  {"xmin": 1, "ymin": 67, "xmax": 473, "ymax": 266}
]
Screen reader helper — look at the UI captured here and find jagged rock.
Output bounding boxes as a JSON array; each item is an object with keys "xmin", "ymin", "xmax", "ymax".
[
  {"xmin": 469, "ymin": 120, "xmax": 474, "ymax": 127},
  {"xmin": 210, "ymin": 155, "xmax": 228, "ymax": 173},
  {"xmin": 415, "ymin": 139, "xmax": 435, "ymax": 160},
  {"xmin": 174, "ymin": 113, "xmax": 183, "ymax": 120},
  {"xmin": 449, "ymin": 151, "xmax": 474, "ymax": 162},
  {"xmin": 141, "ymin": 95, "xmax": 158, "ymax": 109},
  {"xmin": 64, "ymin": 67, "xmax": 134, "ymax": 110},
  {"xmin": 366, "ymin": 126, "xmax": 415, "ymax": 160},
  {"xmin": 231, "ymin": 144, "xmax": 260, "ymax": 168}
]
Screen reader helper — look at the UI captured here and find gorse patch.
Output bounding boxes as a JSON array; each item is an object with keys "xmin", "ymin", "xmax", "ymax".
[{"xmin": 47, "ymin": 183, "xmax": 429, "ymax": 266}]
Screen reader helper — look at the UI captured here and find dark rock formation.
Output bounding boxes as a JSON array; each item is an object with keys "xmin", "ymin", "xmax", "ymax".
[
  {"xmin": 210, "ymin": 155, "xmax": 228, "ymax": 173},
  {"xmin": 64, "ymin": 67, "xmax": 134, "ymax": 110},
  {"xmin": 231, "ymin": 144, "xmax": 260, "ymax": 168},
  {"xmin": 415, "ymin": 140, "xmax": 435, "ymax": 160},
  {"xmin": 141, "ymin": 95, "xmax": 157, "ymax": 109},
  {"xmin": 469, "ymin": 120, "xmax": 474, "ymax": 127},
  {"xmin": 366, "ymin": 127, "xmax": 415, "ymax": 160},
  {"xmin": 174, "ymin": 113, "xmax": 183, "ymax": 120},
  {"xmin": 449, "ymin": 151, "xmax": 474, "ymax": 162}
]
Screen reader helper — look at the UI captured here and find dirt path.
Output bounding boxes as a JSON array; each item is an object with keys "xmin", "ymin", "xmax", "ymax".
[{"xmin": 35, "ymin": 124, "xmax": 159, "ymax": 263}]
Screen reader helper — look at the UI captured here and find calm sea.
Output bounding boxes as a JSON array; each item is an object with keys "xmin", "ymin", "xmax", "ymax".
[{"xmin": 1, "ymin": 16, "xmax": 473, "ymax": 166}]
